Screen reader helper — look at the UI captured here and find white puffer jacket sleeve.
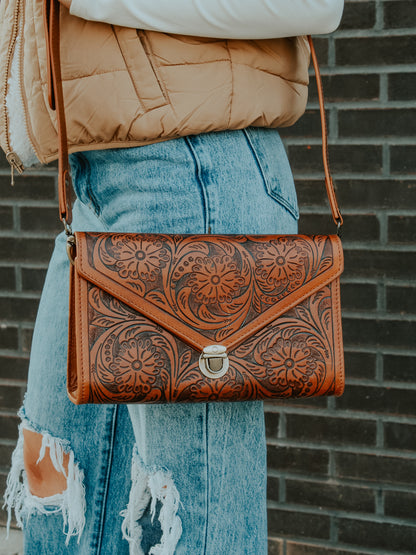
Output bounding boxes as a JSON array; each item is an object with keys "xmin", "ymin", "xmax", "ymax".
[{"xmin": 69, "ymin": 0, "xmax": 344, "ymax": 39}]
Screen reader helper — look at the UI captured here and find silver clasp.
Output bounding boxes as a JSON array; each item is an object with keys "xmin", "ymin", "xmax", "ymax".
[{"xmin": 199, "ymin": 345, "xmax": 229, "ymax": 379}]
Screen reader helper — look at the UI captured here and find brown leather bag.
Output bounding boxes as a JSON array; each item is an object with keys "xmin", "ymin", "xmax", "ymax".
[{"xmin": 46, "ymin": 0, "xmax": 344, "ymax": 404}]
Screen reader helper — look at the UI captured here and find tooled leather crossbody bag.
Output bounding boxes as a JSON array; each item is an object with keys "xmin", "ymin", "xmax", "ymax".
[{"xmin": 45, "ymin": 0, "xmax": 344, "ymax": 404}]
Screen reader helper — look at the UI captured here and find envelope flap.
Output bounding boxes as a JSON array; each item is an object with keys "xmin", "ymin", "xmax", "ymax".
[{"xmin": 75, "ymin": 233, "xmax": 343, "ymax": 352}]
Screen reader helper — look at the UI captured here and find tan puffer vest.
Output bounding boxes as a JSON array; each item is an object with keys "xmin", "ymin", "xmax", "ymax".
[{"xmin": 0, "ymin": 0, "xmax": 310, "ymax": 166}]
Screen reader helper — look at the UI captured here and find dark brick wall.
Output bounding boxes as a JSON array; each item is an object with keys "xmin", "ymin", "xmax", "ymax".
[
  {"xmin": 267, "ymin": 1, "xmax": 416, "ymax": 553},
  {"xmin": 0, "ymin": 1, "xmax": 415, "ymax": 553},
  {"xmin": 0, "ymin": 159, "xmax": 60, "ymax": 518}
]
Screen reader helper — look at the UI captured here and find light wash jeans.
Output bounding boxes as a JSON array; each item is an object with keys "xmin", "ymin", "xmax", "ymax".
[{"xmin": 4, "ymin": 128, "xmax": 298, "ymax": 555}]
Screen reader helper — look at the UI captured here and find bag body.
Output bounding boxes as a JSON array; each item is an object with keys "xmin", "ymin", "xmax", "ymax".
[
  {"xmin": 42, "ymin": 0, "xmax": 345, "ymax": 405},
  {"xmin": 68, "ymin": 232, "xmax": 344, "ymax": 404}
]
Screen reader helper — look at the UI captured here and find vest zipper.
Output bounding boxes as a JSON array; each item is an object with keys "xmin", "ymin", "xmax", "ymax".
[{"xmin": 3, "ymin": 0, "xmax": 37, "ymax": 185}]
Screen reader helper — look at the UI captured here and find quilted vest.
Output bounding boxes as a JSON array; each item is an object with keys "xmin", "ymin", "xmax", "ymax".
[{"xmin": 0, "ymin": 0, "xmax": 310, "ymax": 165}]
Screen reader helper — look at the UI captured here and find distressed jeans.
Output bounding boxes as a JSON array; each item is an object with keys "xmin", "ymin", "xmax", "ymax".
[{"xmin": 4, "ymin": 128, "xmax": 298, "ymax": 555}]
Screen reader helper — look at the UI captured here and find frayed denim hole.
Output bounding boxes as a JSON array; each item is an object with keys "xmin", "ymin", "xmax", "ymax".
[
  {"xmin": 3, "ymin": 419, "xmax": 87, "ymax": 546},
  {"xmin": 121, "ymin": 446, "xmax": 182, "ymax": 555},
  {"xmin": 139, "ymin": 499, "xmax": 163, "ymax": 554}
]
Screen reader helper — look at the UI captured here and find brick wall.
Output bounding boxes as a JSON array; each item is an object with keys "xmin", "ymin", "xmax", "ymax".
[
  {"xmin": 268, "ymin": 1, "xmax": 416, "ymax": 553},
  {"xmin": 1, "ymin": 1, "xmax": 415, "ymax": 553},
  {"xmin": 0, "ymin": 162, "xmax": 60, "ymax": 512}
]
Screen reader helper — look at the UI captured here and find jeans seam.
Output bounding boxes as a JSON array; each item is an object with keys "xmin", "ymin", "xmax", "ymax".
[
  {"xmin": 86, "ymin": 203, "xmax": 111, "ymax": 232},
  {"xmin": 95, "ymin": 405, "xmax": 118, "ymax": 554},
  {"xmin": 73, "ymin": 153, "xmax": 100, "ymax": 216},
  {"xmin": 203, "ymin": 403, "xmax": 209, "ymax": 555},
  {"xmin": 242, "ymin": 127, "xmax": 299, "ymax": 220},
  {"xmin": 83, "ymin": 156, "xmax": 102, "ymax": 218},
  {"xmin": 184, "ymin": 136, "xmax": 210, "ymax": 233},
  {"xmin": 70, "ymin": 153, "xmax": 111, "ymax": 231}
]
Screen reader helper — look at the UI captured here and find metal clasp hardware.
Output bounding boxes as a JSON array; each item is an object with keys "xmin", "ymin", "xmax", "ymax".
[
  {"xmin": 199, "ymin": 345, "xmax": 229, "ymax": 379},
  {"xmin": 336, "ymin": 219, "xmax": 343, "ymax": 238},
  {"xmin": 66, "ymin": 234, "xmax": 76, "ymax": 265},
  {"xmin": 62, "ymin": 216, "xmax": 73, "ymax": 237}
]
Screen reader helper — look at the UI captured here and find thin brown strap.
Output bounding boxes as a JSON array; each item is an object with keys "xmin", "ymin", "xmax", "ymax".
[
  {"xmin": 308, "ymin": 36, "xmax": 343, "ymax": 227},
  {"xmin": 45, "ymin": 0, "xmax": 72, "ymax": 232},
  {"xmin": 46, "ymin": 1, "xmax": 342, "ymax": 230}
]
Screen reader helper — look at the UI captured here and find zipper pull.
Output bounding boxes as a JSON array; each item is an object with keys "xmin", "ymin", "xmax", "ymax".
[{"xmin": 6, "ymin": 151, "xmax": 24, "ymax": 186}]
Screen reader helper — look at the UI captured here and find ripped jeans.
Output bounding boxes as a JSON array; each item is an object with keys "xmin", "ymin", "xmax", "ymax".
[{"xmin": 4, "ymin": 128, "xmax": 298, "ymax": 554}]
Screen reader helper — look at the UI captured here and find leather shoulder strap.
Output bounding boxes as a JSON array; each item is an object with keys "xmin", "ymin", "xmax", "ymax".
[
  {"xmin": 45, "ymin": 0, "xmax": 72, "ymax": 232},
  {"xmin": 45, "ymin": 0, "xmax": 343, "ymax": 231},
  {"xmin": 308, "ymin": 35, "xmax": 343, "ymax": 228}
]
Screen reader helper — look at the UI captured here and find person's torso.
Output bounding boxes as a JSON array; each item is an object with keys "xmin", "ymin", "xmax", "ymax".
[{"xmin": 0, "ymin": 0, "xmax": 310, "ymax": 167}]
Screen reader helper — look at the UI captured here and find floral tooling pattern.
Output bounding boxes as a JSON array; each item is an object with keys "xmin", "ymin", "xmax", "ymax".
[
  {"xmin": 88, "ymin": 234, "xmax": 335, "ymax": 342},
  {"xmin": 71, "ymin": 233, "xmax": 343, "ymax": 403}
]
